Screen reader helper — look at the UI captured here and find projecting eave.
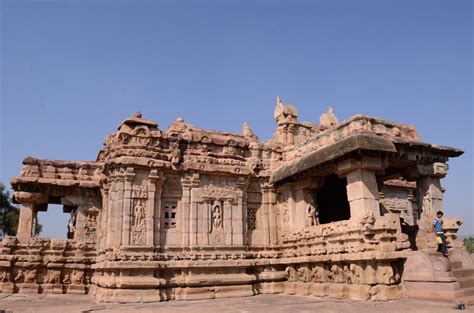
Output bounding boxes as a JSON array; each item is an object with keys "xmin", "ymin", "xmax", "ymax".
[
  {"xmin": 392, "ymin": 138, "xmax": 464, "ymax": 158},
  {"xmin": 269, "ymin": 134, "xmax": 397, "ymax": 184}
]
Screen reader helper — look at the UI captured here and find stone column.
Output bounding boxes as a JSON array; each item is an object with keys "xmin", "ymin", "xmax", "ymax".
[
  {"xmin": 260, "ymin": 185, "xmax": 271, "ymax": 247},
  {"xmin": 121, "ymin": 167, "xmax": 135, "ymax": 246},
  {"xmin": 233, "ymin": 178, "xmax": 248, "ymax": 246},
  {"xmin": 62, "ymin": 195, "xmax": 100, "ymax": 243},
  {"xmin": 98, "ymin": 189, "xmax": 109, "ymax": 251},
  {"xmin": 338, "ymin": 157, "xmax": 383, "ymax": 220},
  {"xmin": 197, "ymin": 200, "xmax": 210, "ymax": 246},
  {"xmin": 106, "ymin": 175, "xmax": 117, "ymax": 249},
  {"xmin": 114, "ymin": 173, "xmax": 125, "ymax": 247},
  {"xmin": 414, "ymin": 162, "xmax": 448, "ymax": 249},
  {"xmin": 74, "ymin": 205, "xmax": 87, "ymax": 241},
  {"xmin": 15, "ymin": 192, "xmax": 48, "ymax": 244},
  {"xmin": 231, "ymin": 194, "xmax": 245, "ymax": 246},
  {"xmin": 224, "ymin": 199, "xmax": 233, "ymax": 245},
  {"xmin": 267, "ymin": 186, "xmax": 278, "ymax": 245},
  {"xmin": 189, "ymin": 189, "xmax": 199, "ymax": 247},
  {"xmin": 294, "ymin": 189, "xmax": 307, "ymax": 229},
  {"xmin": 178, "ymin": 173, "xmax": 200, "ymax": 247},
  {"xmin": 181, "ymin": 182, "xmax": 191, "ymax": 247},
  {"xmin": 149, "ymin": 170, "xmax": 163, "ymax": 248},
  {"xmin": 262, "ymin": 184, "xmax": 278, "ymax": 246}
]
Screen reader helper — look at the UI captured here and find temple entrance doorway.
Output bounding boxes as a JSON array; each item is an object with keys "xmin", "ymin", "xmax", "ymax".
[{"xmin": 316, "ymin": 174, "xmax": 351, "ymax": 224}]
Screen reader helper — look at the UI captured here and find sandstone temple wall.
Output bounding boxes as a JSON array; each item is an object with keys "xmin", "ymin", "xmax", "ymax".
[{"xmin": 2, "ymin": 99, "xmax": 469, "ymax": 303}]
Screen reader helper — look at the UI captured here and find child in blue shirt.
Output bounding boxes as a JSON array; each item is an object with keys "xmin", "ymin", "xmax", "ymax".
[{"xmin": 433, "ymin": 211, "xmax": 448, "ymax": 257}]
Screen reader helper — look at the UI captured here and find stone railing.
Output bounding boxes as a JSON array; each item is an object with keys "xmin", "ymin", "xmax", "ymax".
[
  {"xmin": 282, "ymin": 213, "xmax": 410, "ymax": 256},
  {"xmin": 12, "ymin": 157, "xmax": 102, "ymax": 189},
  {"xmin": 0, "ymin": 237, "xmax": 96, "ymax": 294}
]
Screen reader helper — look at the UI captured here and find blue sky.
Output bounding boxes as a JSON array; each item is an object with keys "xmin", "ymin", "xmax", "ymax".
[{"xmin": 1, "ymin": 0, "xmax": 472, "ymax": 237}]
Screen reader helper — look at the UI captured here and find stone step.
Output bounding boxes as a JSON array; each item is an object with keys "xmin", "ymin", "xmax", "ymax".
[
  {"xmin": 457, "ymin": 277, "xmax": 474, "ymax": 289},
  {"xmin": 462, "ymin": 287, "xmax": 474, "ymax": 297},
  {"xmin": 453, "ymin": 268, "xmax": 474, "ymax": 278},
  {"xmin": 458, "ymin": 295, "xmax": 474, "ymax": 305}
]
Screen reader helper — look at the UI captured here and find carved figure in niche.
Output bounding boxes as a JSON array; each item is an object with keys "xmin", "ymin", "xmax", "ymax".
[
  {"xmin": 283, "ymin": 209, "xmax": 289, "ymax": 225},
  {"xmin": 24, "ymin": 269, "xmax": 37, "ymax": 283},
  {"xmin": 349, "ymin": 263, "xmax": 364, "ymax": 284},
  {"xmin": 343, "ymin": 265, "xmax": 352, "ymax": 283},
  {"xmin": 169, "ymin": 141, "xmax": 181, "ymax": 164},
  {"xmin": 14, "ymin": 269, "xmax": 24, "ymax": 283},
  {"xmin": 212, "ymin": 204, "xmax": 223, "ymax": 230},
  {"xmin": 311, "ymin": 265, "xmax": 327, "ymax": 283},
  {"xmin": 331, "ymin": 264, "xmax": 346, "ymax": 283},
  {"xmin": 71, "ymin": 270, "xmax": 84, "ymax": 285},
  {"xmin": 285, "ymin": 266, "xmax": 298, "ymax": 282},
  {"xmin": 131, "ymin": 199, "xmax": 146, "ymax": 245},
  {"xmin": 421, "ymin": 189, "xmax": 432, "ymax": 220},
  {"xmin": 63, "ymin": 273, "xmax": 71, "ymax": 284},
  {"xmin": 46, "ymin": 270, "xmax": 61, "ymax": 284},
  {"xmin": 297, "ymin": 266, "xmax": 312, "ymax": 282},
  {"xmin": 376, "ymin": 264, "xmax": 395, "ymax": 284},
  {"xmin": 67, "ymin": 208, "xmax": 77, "ymax": 239},
  {"xmin": 133, "ymin": 199, "xmax": 145, "ymax": 226},
  {"xmin": 85, "ymin": 213, "xmax": 97, "ymax": 240},
  {"xmin": 361, "ymin": 212, "xmax": 375, "ymax": 235},
  {"xmin": 0, "ymin": 271, "xmax": 11, "ymax": 283},
  {"xmin": 306, "ymin": 203, "xmax": 319, "ymax": 227}
]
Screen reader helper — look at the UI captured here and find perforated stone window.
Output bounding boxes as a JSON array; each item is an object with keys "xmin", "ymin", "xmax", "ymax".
[
  {"xmin": 164, "ymin": 202, "xmax": 177, "ymax": 229},
  {"xmin": 247, "ymin": 207, "xmax": 257, "ymax": 231}
]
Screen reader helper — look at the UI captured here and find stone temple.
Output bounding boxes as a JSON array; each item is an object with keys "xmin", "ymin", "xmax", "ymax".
[{"xmin": 1, "ymin": 98, "xmax": 473, "ymax": 304}]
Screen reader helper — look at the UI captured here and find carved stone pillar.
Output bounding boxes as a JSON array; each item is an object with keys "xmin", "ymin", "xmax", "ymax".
[
  {"xmin": 260, "ymin": 184, "xmax": 271, "ymax": 247},
  {"xmin": 98, "ymin": 188, "xmax": 109, "ymax": 251},
  {"xmin": 338, "ymin": 157, "xmax": 383, "ymax": 221},
  {"xmin": 14, "ymin": 192, "xmax": 48, "ymax": 244},
  {"xmin": 17, "ymin": 203, "xmax": 35, "ymax": 243},
  {"xmin": 294, "ymin": 189, "xmax": 307, "ymax": 229},
  {"xmin": 75, "ymin": 205, "xmax": 87, "ymax": 241},
  {"xmin": 181, "ymin": 183, "xmax": 191, "ymax": 247},
  {"xmin": 114, "ymin": 172, "xmax": 125, "ymax": 247},
  {"xmin": 106, "ymin": 174, "xmax": 117, "ymax": 249},
  {"xmin": 262, "ymin": 184, "xmax": 278, "ymax": 247},
  {"xmin": 224, "ymin": 199, "xmax": 233, "ymax": 245},
  {"xmin": 268, "ymin": 186, "xmax": 278, "ymax": 245},
  {"xmin": 415, "ymin": 162, "xmax": 448, "ymax": 249},
  {"xmin": 62, "ymin": 195, "xmax": 100, "ymax": 243},
  {"xmin": 122, "ymin": 167, "xmax": 135, "ymax": 246},
  {"xmin": 181, "ymin": 173, "xmax": 200, "ymax": 247},
  {"xmin": 279, "ymin": 185, "xmax": 296, "ymax": 232},
  {"xmin": 233, "ymin": 178, "xmax": 248, "ymax": 246},
  {"xmin": 196, "ymin": 199, "xmax": 209, "ymax": 246},
  {"xmin": 149, "ymin": 170, "xmax": 163, "ymax": 248}
]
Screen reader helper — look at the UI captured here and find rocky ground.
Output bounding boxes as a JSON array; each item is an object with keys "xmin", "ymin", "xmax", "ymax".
[{"xmin": 0, "ymin": 294, "xmax": 472, "ymax": 313}]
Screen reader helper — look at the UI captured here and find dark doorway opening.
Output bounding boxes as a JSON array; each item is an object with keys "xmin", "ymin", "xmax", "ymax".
[{"xmin": 316, "ymin": 174, "xmax": 351, "ymax": 224}]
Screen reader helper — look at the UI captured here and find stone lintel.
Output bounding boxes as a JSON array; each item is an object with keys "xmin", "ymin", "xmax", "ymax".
[
  {"xmin": 403, "ymin": 162, "xmax": 448, "ymax": 180},
  {"xmin": 13, "ymin": 191, "xmax": 48, "ymax": 205},
  {"xmin": 337, "ymin": 157, "xmax": 383, "ymax": 175}
]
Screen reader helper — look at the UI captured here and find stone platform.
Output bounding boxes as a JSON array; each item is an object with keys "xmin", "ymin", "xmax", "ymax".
[{"xmin": 0, "ymin": 294, "xmax": 472, "ymax": 313}]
